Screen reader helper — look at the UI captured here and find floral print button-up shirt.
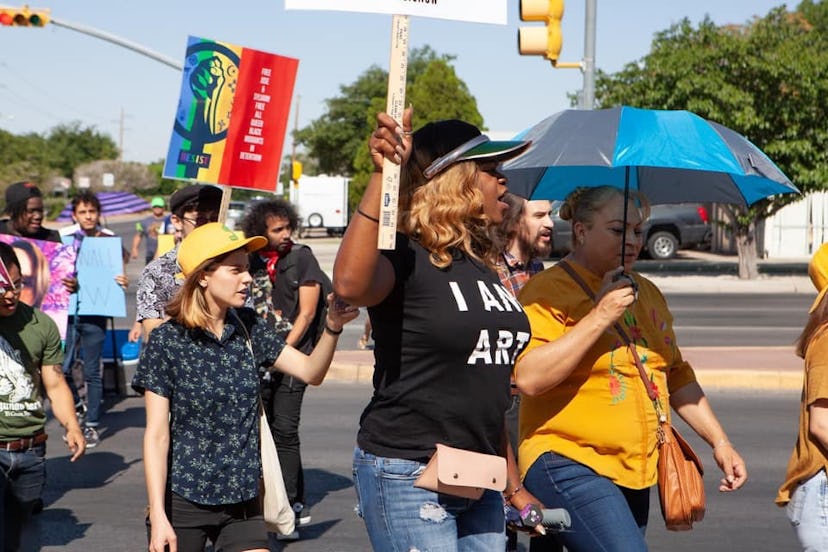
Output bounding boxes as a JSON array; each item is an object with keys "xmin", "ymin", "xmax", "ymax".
[{"xmin": 133, "ymin": 308, "xmax": 285, "ymax": 505}]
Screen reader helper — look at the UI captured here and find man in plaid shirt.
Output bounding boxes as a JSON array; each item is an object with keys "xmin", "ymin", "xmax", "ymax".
[
  {"xmin": 496, "ymin": 196, "xmax": 553, "ymax": 298},
  {"xmin": 496, "ymin": 194, "xmax": 554, "ymax": 552}
]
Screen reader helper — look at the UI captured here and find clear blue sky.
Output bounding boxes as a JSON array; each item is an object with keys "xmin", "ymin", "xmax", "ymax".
[{"xmin": 0, "ymin": 0, "xmax": 789, "ymax": 164}]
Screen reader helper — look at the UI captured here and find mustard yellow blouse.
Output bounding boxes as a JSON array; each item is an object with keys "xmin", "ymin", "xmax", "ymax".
[
  {"xmin": 516, "ymin": 262, "xmax": 697, "ymax": 489},
  {"xmin": 776, "ymin": 328, "xmax": 828, "ymax": 506}
]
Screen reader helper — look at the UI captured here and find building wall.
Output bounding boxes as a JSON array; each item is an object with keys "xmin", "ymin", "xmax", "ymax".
[{"xmin": 762, "ymin": 193, "xmax": 828, "ymax": 257}]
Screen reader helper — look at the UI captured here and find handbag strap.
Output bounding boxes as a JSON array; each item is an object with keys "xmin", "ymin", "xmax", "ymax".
[
  {"xmin": 558, "ymin": 261, "xmax": 664, "ymax": 419},
  {"xmin": 229, "ymin": 309, "xmax": 268, "ymax": 419}
]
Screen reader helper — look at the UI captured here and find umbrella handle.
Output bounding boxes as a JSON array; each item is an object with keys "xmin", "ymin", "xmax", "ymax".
[{"xmin": 620, "ymin": 166, "xmax": 630, "ymax": 268}]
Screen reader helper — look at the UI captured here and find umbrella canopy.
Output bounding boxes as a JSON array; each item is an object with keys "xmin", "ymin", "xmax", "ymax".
[
  {"xmin": 502, "ymin": 106, "xmax": 799, "ymax": 206},
  {"xmin": 56, "ymin": 191, "xmax": 152, "ymax": 222}
]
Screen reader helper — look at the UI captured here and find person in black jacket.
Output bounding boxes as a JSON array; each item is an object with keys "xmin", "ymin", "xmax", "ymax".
[{"xmin": 241, "ymin": 199, "xmax": 329, "ymax": 539}]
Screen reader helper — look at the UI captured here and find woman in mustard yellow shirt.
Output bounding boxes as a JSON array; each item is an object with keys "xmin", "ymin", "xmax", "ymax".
[
  {"xmin": 514, "ymin": 186, "xmax": 747, "ymax": 551},
  {"xmin": 777, "ymin": 242, "xmax": 828, "ymax": 550}
]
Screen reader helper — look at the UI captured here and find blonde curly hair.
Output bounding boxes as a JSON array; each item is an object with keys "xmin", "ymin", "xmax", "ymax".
[{"xmin": 401, "ymin": 161, "xmax": 499, "ymax": 269}]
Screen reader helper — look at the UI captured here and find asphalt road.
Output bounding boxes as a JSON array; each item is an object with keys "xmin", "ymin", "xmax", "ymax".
[
  {"xmin": 39, "ymin": 385, "xmax": 802, "ymax": 551},
  {"xmin": 665, "ymin": 293, "xmax": 812, "ymax": 347},
  {"xmin": 102, "ymin": 218, "xmax": 812, "ymax": 350}
]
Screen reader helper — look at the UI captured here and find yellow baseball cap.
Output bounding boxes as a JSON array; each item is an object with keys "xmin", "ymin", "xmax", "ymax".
[
  {"xmin": 809, "ymin": 242, "xmax": 828, "ymax": 313},
  {"xmin": 177, "ymin": 222, "xmax": 266, "ymax": 277}
]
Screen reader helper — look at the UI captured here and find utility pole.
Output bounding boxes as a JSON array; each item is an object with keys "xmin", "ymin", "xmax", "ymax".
[
  {"xmin": 118, "ymin": 107, "xmax": 125, "ymax": 161},
  {"xmin": 290, "ymin": 95, "xmax": 301, "ymax": 189}
]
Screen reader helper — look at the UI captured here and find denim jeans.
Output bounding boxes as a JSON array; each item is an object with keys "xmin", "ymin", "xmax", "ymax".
[
  {"xmin": 1, "ymin": 443, "xmax": 46, "ymax": 551},
  {"xmin": 262, "ymin": 374, "xmax": 306, "ymax": 505},
  {"xmin": 63, "ymin": 316, "xmax": 108, "ymax": 427},
  {"xmin": 786, "ymin": 469, "xmax": 828, "ymax": 551},
  {"xmin": 353, "ymin": 446, "xmax": 505, "ymax": 551},
  {"xmin": 524, "ymin": 451, "xmax": 650, "ymax": 552}
]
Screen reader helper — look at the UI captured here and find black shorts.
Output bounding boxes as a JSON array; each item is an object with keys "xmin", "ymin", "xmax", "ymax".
[{"xmin": 147, "ymin": 492, "xmax": 268, "ymax": 552}]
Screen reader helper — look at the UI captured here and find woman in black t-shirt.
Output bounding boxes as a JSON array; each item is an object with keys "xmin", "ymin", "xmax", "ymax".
[{"xmin": 334, "ymin": 110, "xmax": 543, "ymax": 550}]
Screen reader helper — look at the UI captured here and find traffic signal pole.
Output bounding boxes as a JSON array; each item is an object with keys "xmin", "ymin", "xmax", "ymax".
[
  {"xmin": 518, "ymin": 0, "xmax": 597, "ymax": 109},
  {"xmin": 50, "ymin": 17, "xmax": 183, "ymax": 71},
  {"xmin": 1, "ymin": 6, "xmax": 182, "ymax": 71}
]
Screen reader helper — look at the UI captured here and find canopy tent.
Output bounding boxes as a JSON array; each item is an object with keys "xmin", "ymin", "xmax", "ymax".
[{"xmin": 56, "ymin": 191, "xmax": 152, "ymax": 222}]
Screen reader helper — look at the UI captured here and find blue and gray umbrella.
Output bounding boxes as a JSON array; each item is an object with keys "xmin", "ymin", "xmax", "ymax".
[{"xmin": 502, "ymin": 106, "xmax": 799, "ymax": 206}]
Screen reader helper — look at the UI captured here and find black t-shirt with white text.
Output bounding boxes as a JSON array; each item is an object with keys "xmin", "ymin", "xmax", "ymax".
[{"xmin": 358, "ymin": 235, "xmax": 531, "ymax": 462}]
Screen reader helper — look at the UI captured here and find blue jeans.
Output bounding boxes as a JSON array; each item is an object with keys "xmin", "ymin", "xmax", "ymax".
[
  {"xmin": 1, "ymin": 443, "xmax": 46, "ymax": 551},
  {"xmin": 786, "ymin": 469, "xmax": 828, "ymax": 551},
  {"xmin": 524, "ymin": 452, "xmax": 650, "ymax": 552},
  {"xmin": 353, "ymin": 447, "xmax": 505, "ymax": 551},
  {"xmin": 63, "ymin": 316, "xmax": 108, "ymax": 426}
]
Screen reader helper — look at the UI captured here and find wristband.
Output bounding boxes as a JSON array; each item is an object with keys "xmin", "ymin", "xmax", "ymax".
[
  {"xmin": 357, "ymin": 208, "xmax": 380, "ymax": 223},
  {"xmin": 324, "ymin": 323, "xmax": 343, "ymax": 336},
  {"xmin": 503, "ymin": 484, "xmax": 523, "ymax": 502}
]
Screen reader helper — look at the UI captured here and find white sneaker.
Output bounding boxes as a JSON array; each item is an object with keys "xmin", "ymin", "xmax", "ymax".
[
  {"xmin": 83, "ymin": 426, "xmax": 100, "ymax": 448},
  {"xmin": 293, "ymin": 502, "xmax": 312, "ymax": 526}
]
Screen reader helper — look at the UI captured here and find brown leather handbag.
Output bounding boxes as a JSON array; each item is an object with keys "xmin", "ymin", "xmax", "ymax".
[
  {"xmin": 656, "ymin": 420, "xmax": 706, "ymax": 530},
  {"xmin": 559, "ymin": 261, "xmax": 706, "ymax": 530}
]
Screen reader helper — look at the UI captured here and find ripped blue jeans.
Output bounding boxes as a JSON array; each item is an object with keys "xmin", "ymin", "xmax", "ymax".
[{"xmin": 353, "ymin": 446, "xmax": 505, "ymax": 551}]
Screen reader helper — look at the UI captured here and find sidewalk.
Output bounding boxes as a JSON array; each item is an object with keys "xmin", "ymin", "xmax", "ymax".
[{"xmin": 327, "ymin": 346, "xmax": 804, "ymax": 391}]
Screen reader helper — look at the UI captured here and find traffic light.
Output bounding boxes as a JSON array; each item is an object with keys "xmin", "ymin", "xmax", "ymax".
[
  {"xmin": 0, "ymin": 6, "xmax": 51, "ymax": 27},
  {"xmin": 518, "ymin": 0, "xmax": 564, "ymax": 65},
  {"xmin": 291, "ymin": 160, "xmax": 303, "ymax": 182}
]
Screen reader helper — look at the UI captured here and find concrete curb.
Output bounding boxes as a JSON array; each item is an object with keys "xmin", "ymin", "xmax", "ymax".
[{"xmin": 326, "ymin": 346, "xmax": 805, "ymax": 390}]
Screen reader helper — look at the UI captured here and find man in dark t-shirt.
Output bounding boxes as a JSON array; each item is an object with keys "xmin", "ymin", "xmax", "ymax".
[{"xmin": 242, "ymin": 199, "xmax": 327, "ymax": 538}]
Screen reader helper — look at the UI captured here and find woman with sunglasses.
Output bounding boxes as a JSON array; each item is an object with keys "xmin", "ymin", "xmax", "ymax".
[{"xmin": 334, "ymin": 109, "xmax": 543, "ymax": 550}]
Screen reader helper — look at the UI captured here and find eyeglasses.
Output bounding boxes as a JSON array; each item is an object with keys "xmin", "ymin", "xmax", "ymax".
[
  {"xmin": 476, "ymin": 162, "xmax": 505, "ymax": 180},
  {"xmin": 180, "ymin": 212, "xmax": 218, "ymax": 227},
  {"xmin": 1, "ymin": 282, "xmax": 24, "ymax": 296}
]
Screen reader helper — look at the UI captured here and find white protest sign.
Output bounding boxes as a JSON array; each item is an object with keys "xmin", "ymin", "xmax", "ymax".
[{"xmin": 285, "ymin": 0, "xmax": 507, "ymax": 25}]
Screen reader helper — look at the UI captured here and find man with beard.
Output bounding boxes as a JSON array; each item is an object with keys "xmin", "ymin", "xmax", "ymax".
[
  {"xmin": 241, "ymin": 199, "xmax": 330, "ymax": 541},
  {"xmin": 496, "ymin": 194, "xmax": 554, "ymax": 552},
  {"xmin": 496, "ymin": 195, "xmax": 553, "ymax": 295}
]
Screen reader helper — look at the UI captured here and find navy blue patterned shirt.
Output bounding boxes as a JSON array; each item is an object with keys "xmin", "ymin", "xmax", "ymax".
[{"xmin": 133, "ymin": 308, "xmax": 286, "ymax": 505}]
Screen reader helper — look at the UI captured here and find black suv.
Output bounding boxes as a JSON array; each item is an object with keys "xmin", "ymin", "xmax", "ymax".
[{"xmin": 550, "ymin": 201, "xmax": 711, "ymax": 260}]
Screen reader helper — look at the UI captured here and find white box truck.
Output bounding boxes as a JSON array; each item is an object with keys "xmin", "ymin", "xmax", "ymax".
[{"xmin": 289, "ymin": 175, "xmax": 349, "ymax": 236}]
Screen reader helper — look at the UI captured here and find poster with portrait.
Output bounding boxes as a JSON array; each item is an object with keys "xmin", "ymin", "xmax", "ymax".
[
  {"xmin": 163, "ymin": 36, "xmax": 299, "ymax": 192},
  {"xmin": 0, "ymin": 234, "xmax": 75, "ymax": 340}
]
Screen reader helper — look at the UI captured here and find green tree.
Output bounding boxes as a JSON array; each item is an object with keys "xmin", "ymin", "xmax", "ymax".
[
  {"xmin": 295, "ymin": 46, "xmax": 484, "ymax": 210},
  {"xmin": 594, "ymin": 3, "xmax": 828, "ymax": 277},
  {"xmin": 46, "ymin": 122, "xmax": 119, "ymax": 178},
  {"xmin": 0, "ymin": 122, "xmax": 119, "ymax": 190}
]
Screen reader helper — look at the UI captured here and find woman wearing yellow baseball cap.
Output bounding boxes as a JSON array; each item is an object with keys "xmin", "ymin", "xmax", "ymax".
[{"xmin": 133, "ymin": 222, "xmax": 358, "ymax": 552}]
